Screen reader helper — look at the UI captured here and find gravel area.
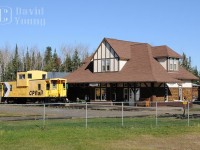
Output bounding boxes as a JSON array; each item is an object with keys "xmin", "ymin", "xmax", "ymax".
[{"xmin": 0, "ymin": 103, "xmax": 185, "ymax": 121}]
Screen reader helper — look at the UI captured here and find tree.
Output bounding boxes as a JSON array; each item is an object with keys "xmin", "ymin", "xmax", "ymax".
[
  {"xmin": 61, "ymin": 53, "xmax": 72, "ymax": 72},
  {"xmin": 180, "ymin": 52, "xmax": 200, "ymax": 80},
  {"xmin": 52, "ymin": 49, "xmax": 61, "ymax": 71},
  {"xmin": 74, "ymin": 43, "xmax": 89, "ymax": 61},
  {"xmin": 12, "ymin": 44, "xmax": 21, "ymax": 80},
  {"xmin": 1, "ymin": 59, "xmax": 5, "ymax": 81},
  {"xmin": 43, "ymin": 46, "xmax": 53, "ymax": 71},
  {"xmin": 36, "ymin": 51, "xmax": 43, "ymax": 70},
  {"xmin": 60, "ymin": 43, "xmax": 89, "ymax": 69},
  {"xmin": 181, "ymin": 53, "xmax": 192, "ymax": 71},
  {"xmin": 0, "ymin": 45, "xmax": 12, "ymax": 81},
  {"xmin": 192, "ymin": 66, "xmax": 199, "ymax": 77},
  {"xmin": 0, "ymin": 50, "xmax": 3, "ymax": 81},
  {"xmin": 25, "ymin": 48, "xmax": 31, "ymax": 71},
  {"xmin": 72, "ymin": 49, "xmax": 81, "ymax": 71},
  {"xmin": 4, "ymin": 60, "xmax": 14, "ymax": 81},
  {"xmin": 0, "ymin": 42, "xmax": 90, "ymax": 78},
  {"xmin": 31, "ymin": 51, "xmax": 35, "ymax": 70}
]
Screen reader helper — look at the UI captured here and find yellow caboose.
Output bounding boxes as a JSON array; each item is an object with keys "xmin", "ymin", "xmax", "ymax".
[{"xmin": 0, "ymin": 70, "xmax": 67, "ymax": 103}]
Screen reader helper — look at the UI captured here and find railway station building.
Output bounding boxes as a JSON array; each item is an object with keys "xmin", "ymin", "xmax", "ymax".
[{"xmin": 65, "ymin": 38, "xmax": 199, "ymax": 104}]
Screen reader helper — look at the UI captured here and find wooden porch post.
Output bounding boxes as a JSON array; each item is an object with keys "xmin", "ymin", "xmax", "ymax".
[{"xmin": 151, "ymin": 83, "xmax": 156, "ymax": 101}]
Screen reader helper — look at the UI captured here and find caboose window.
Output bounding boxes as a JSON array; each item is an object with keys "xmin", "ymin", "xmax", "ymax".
[
  {"xmin": 42, "ymin": 74, "xmax": 46, "ymax": 79},
  {"xmin": 38, "ymin": 84, "xmax": 41, "ymax": 90},
  {"xmin": 52, "ymin": 81, "xmax": 57, "ymax": 89},
  {"xmin": 10, "ymin": 85, "xmax": 12, "ymax": 91},
  {"xmin": 28, "ymin": 74, "xmax": 32, "ymax": 79},
  {"xmin": 46, "ymin": 83, "xmax": 50, "ymax": 90},
  {"xmin": 63, "ymin": 83, "xmax": 65, "ymax": 89},
  {"xmin": 19, "ymin": 74, "xmax": 25, "ymax": 79}
]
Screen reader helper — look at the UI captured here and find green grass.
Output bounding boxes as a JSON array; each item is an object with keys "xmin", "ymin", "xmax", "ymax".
[{"xmin": 1, "ymin": 118, "xmax": 200, "ymax": 150}]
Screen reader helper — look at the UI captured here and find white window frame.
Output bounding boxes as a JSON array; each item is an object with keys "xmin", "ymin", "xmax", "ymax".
[
  {"xmin": 168, "ymin": 58, "xmax": 178, "ymax": 71},
  {"xmin": 106, "ymin": 59, "xmax": 111, "ymax": 71},
  {"xmin": 102, "ymin": 59, "xmax": 106, "ymax": 72}
]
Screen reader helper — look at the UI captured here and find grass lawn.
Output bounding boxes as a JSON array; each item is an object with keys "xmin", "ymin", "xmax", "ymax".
[{"xmin": 1, "ymin": 117, "xmax": 200, "ymax": 150}]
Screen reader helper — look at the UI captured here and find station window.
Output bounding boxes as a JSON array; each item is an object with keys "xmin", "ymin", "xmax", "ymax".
[
  {"xmin": 19, "ymin": 74, "xmax": 25, "ymax": 79},
  {"xmin": 168, "ymin": 58, "xmax": 179, "ymax": 71},
  {"xmin": 102, "ymin": 59, "xmax": 106, "ymax": 71},
  {"xmin": 95, "ymin": 88, "xmax": 106, "ymax": 100},
  {"xmin": 101, "ymin": 83, "xmax": 106, "ymax": 87},
  {"xmin": 38, "ymin": 84, "xmax": 41, "ymax": 90},
  {"xmin": 124, "ymin": 83, "xmax": 128, "ymax": 87},
  {"xmin": 112, "ymin": 83, "xmax": 117, "ymax": 87},
  {"xmin": 123, "ymin": 88, "xmax": 128, "ymax": 101},
  {"xmin": 28, "ymin": 74, "xmax": 32, "ymax": 79},
  {"xmin": 106, "ymin": 59, "xmax": 110, "ymax": 71}
]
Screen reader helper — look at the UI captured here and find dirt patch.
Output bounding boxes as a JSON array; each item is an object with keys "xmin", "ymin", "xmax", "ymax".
[{"xmin": 108, "ymin": 134, "xmax": 200, "ymax": 150}]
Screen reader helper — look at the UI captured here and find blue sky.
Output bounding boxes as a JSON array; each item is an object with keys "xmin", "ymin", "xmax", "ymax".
[{"xmin": 0, "ymin": 0, "xmax": 200, "ymax": 69}]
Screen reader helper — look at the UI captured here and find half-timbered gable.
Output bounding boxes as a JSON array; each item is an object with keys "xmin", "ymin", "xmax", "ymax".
[
  {"xmin": 92, "ymin": 40, "xmax": 128, "ymax": 73},
  {"xmin": 93, "ymin": 40, "xmax": 120, "ymax": 72}
]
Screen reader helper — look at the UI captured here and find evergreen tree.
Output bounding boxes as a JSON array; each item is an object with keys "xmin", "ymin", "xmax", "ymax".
[
  {"xmin": 181, "ymin": 53, "xmax": 188, "ymax": 69},
  {"xmin": 181, "ymin": 53, "xmax": 192, "ymax": 71},
  {"xmin": 12, "ymin": 44, "xmax": 21, "ymax": 80},
  {"xmin": 72, "ymin": 49, "xmax": 81, "ymax": 71},
  {"xmin": 181, "ymin": 52, "xmax": 200, "ymax": 80},
  {"xmin": 52, "ymin": 49, "xmax": 61, "ymax": 71},
  {"xmin": 25, "ymin": 48, "xmax": 31, "ymax": 71},
  {"xmin": 61, "ymin": 53, "xmax": 72, "ymax": 72},
  {"xmin": 192, "ymin": 66, "xmax": 199, "ymax": 77},
  {"xmin": 43, "ymin": 46, "xmax": 53, "ymax": 71}
]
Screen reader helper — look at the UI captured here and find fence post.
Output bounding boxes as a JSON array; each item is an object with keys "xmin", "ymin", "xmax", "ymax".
[
  {"xmin": 156, "ymin": 102, "xmax": 158, "ymax": 127},
  {"xmin": 43, "ymin": 103, "xmax": 45, "ymax": 128},
  {"xmin": 188, "ymin": 101, "xmax": 190, "ymax": 127},
  {"xmin": 86, "ymin": 102, "xmax": 88, "ymax": 128},
  {"xmin": 122, "ymin": 102, "xmax": 124, "ymax": 127}
]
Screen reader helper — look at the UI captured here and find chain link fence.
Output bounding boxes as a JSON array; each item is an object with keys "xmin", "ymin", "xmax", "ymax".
[{"xmin": 1, "ymin": 101, "xmax": 200, "ymax": 128}]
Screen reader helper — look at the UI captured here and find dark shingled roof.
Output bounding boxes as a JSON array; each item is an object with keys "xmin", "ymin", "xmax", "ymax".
[
  {"xmin": 66, "ymin": 38, "xmax": 198, "ymax": 83},
  {"xmin": 105, "ymin": 38, "xmax": 138, "ymax": 59},
  {"xmin": 168, "ymin": 66, "xmax": 198, "ymax": 80},
  {"xmin": 152, "ymin": 45, "xmax": 182, "ymax": 59},
  {"xmin": 47, "ymin": 72, "xmax": 70, "ymax": 79}
]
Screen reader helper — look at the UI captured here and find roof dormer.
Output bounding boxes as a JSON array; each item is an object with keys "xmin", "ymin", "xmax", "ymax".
[{"xmin": 152, "ymin": 45, "xmax": 181, "ymax": 72}]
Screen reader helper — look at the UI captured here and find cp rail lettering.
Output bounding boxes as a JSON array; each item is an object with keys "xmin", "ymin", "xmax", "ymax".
[{"xmin": 29, "ymin": 90, "xmax": 43, "ymax": 96}]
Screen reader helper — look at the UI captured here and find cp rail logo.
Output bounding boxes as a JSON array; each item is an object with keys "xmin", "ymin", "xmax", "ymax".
[{"xmin": 0, "ymin": 6, "xmax": 12, "ymax": 25}]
